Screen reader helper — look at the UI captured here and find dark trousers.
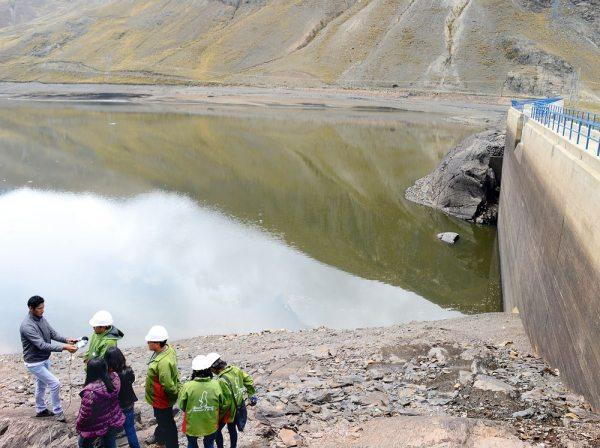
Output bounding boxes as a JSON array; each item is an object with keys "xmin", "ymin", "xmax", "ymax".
[
  {"xmin": 153, "ymin": 407, "xmax": 179, "ymax": 448},
  {"xmin": 78, "ymin": 428, "xmax": 117, "ymax": 448},
  {"xmin": 186, "ymin": 433, "xmax": 217, "ymax": 448},
  {"xmin": 215, "ymin": 422, "xmax": 237, "ymax": 448}
]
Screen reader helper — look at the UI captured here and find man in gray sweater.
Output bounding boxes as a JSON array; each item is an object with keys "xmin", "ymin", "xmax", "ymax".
[{"xmin": 20, "ymin": 296, "xmax": 77, "ymax": 422}]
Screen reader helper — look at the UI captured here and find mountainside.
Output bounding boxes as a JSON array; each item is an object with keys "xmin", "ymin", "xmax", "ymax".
[{"xmin": 0, "ymin": 0, "xmax": 598, "ymax": 97}]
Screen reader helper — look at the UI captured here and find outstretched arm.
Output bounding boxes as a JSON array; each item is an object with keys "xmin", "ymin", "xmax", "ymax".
[
  {"xmin": 22, "ymin": 324, "xmax": 64, "ymax": 353},
  {"xmin": 48, "ymin": 321, "xmax": 68, "ymax": 344},
  {"xmin": 241, "ymin": 370, "xmax": 256, "ymax": 396}
]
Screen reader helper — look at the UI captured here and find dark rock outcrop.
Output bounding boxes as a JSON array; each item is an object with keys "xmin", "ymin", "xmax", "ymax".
[{"xmin": 405, "ymin": 129, "xmax": 505, "ymax": 225}]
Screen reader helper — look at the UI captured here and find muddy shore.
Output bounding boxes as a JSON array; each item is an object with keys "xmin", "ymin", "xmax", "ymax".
[
  {"xmin": 0, "ymin": 82, "xmax": 508, "ymax": 127},
  {"xmin": 0, "ymin": 314, "xmax": 598, "ymax": 448}
]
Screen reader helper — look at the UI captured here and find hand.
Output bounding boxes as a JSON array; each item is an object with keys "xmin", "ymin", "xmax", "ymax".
[
  {"xmin": 249, "ymin": 396, "xmax": 258, "ymax": 406},
  {"xmin": 66, "ymin": 338, "xmax": 79, "ymax": 344},
  {"xmin": 64, "ymin": 344, "xmax": 78, "ymax": 354}
]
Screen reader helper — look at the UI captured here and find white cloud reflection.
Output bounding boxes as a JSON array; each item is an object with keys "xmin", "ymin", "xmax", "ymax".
[{"xmin": 0, "ymin": 189, "xmax": 460, "ymax": 353}]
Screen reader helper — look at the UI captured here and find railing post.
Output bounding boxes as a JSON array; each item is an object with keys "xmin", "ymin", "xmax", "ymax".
[
  {"xmin": 577, "ymin": 120, "xmax": 582, "ymax": 145},
  {"xmin": 569, "ymin": 118, "xmax": 573, "ymax": 139},
  {"xmin": 585, "ymin": 124, "xmax": 592, "ymax": 151}
]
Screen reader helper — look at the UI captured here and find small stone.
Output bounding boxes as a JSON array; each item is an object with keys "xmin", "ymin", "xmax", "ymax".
[
  {"xmin": 279, "ymin": 428, "xmax": 300, "ymax": 447},
  {"xmin": 512, "ymin": 407, "xmax": 535, "ymax": 418},
  {"xmin": 473, "ymin": 375, "xmax": 515, "ymax": 394},
  {"xmin": 427, "ymin": 347, "xmax": 448, "ymax": 364},
  {"xmin": 313, "ymin": 345, "xmax": 333, "ymax": 359},
  {"xmin": 437, "ymin": 232, "xmax": 460, "ymax": 244},
  {"xmin": 360, "ymin": 392, "xmax": 389, "ymax": 407},
  {"xmin": 284, "ymin": 403, "xmax": 302, "ymax": 415},
  {"xmin": 521, "ymin": 388, "xmax": 545, "ymax": 402},
  {"xmin": 306, "ymin": 391, "xmax": 332, "ymax": 404},
  {"xmin": 368, "ymin": 369, "xmax": 384, "ymax": 380}
]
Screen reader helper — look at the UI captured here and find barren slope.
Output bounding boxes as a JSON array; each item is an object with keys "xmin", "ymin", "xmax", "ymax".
[{"xmin": 0, "ymin": 0, "xmax": 598, "ymax": 97}]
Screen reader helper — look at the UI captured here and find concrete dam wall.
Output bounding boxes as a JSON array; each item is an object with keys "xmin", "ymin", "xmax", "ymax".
[{"xmin": 499, "ymin": 108, "xmax": 600, "ymax": 410}]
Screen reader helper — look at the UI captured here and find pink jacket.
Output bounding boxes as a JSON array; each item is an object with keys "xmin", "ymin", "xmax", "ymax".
[{"xmin": 76, "ymin": 372, "xmax": 126, "ymax": 438}]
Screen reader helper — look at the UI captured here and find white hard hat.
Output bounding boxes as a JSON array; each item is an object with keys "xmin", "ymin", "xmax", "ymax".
[
  {"xmin": 192, "ymin": 355, "xmax": 213, "ymax": 371},
  {"xmin": 205, "ymin": 352, "xmax": 221, "ymax": 366},
  {"xmin": 145, "ymin": 325, "xmax": 169, "ymax": 342},
  {"xmin": 89, "ymin": 310, "xmax": 114, "ymax": 327}
]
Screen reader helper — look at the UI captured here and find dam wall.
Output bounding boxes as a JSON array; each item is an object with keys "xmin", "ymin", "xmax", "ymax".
[{"xmin": 499, "ymin": 107, "xmax": 600, "ymax": 410}]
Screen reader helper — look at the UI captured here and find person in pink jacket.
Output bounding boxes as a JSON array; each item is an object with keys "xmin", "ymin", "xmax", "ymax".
[{"xmin": 76, "ymin": 357, "xmax": 125, "ymax": 448}]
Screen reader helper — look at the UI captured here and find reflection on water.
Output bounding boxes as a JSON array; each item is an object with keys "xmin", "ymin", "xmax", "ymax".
[
  {"xmin": 0, "ymin": 189, "xmax": 460, "ymax": 352},
  {"xmin": 0, "ymin": 102, "xmax": 501, "ymax": 352}
]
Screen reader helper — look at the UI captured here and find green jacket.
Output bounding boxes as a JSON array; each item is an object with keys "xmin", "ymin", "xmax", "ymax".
[
  {"xmin": 179, "ymin": 378, "xmax": 231, "ymax": 437},
  {"xmin": 84, "ymin": 326, "xmax": 124, "ymax": 362},
  {"xmin": 145, "ymin": 345, "xmax": 180, "ymax": 409},
  {"xmin": 217, "ymin": 365, "xmax": 255, "ymax": 421}
]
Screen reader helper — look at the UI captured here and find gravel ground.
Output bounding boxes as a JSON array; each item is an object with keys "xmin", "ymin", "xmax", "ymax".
[{"xmin": 0, "ymin": 313, "xmax": 598, "ymax": 447}]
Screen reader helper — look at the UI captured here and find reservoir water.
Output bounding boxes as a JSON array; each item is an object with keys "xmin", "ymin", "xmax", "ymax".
[{"xmin": 0, "ymin": 102, "xmax": 501, "ymax": 352}]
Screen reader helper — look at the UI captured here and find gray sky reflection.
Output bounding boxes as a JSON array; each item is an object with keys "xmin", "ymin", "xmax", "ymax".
[{"xmin": 1, "ymin": 189, "xmax": 460, "ymax": 353}]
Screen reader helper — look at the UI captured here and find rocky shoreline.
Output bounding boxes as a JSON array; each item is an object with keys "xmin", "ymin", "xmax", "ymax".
[{"xmin": 0, "ymin": 313, "xmax": 598, "ymax": 447}]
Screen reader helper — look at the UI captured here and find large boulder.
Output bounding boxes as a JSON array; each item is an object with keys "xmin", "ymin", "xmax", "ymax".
[{"xmin": 405, "ymin": 129, "xmax": 505, "ymax": 224}]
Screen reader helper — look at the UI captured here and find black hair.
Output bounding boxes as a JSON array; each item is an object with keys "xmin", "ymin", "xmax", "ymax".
[
  {"xmin": 158, "ymin": 341, "xmax": 167, "ymax": 348},
  {"xmin": 211, "ymin": 359, "xmax": 227, "ymax": 371},
  {"xmin": 104, "ymin": 346, "xmax": 127, "ymax": 374},
  {"xmin": 27, "ymin": 296, "xmax": 45, "ymax": 309},
  {"xmin": 85, "ymin": 357, "xmax": 115, "ymax": 392},
  {"xmin": 192, "ymin": 369, "xmax": 212, "ymax": 379}
]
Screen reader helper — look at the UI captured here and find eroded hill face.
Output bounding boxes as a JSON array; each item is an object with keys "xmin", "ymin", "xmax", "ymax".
[{"xmin": 0, "ymin": 0, "xmax": 598, "ymax": 97}]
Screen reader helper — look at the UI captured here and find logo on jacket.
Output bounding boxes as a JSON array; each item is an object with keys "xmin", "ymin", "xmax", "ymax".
[
  {"xmin": 234, "ymin": 378, "xmax": 245, "ymax": 399},
  {"xmin": 191, "ymin": 391, "xmax": 215, "ymax": 413}
]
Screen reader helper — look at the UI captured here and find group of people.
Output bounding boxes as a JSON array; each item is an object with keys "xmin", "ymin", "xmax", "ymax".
[{"xmin": 19, "ymin": 296, "xmax": 257, "ymax": 448}]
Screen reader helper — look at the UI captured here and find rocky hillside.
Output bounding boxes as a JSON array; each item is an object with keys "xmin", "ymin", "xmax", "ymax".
[{"xmin": 0, "ymin": 0, "xmax": 598, "ymax": 98}]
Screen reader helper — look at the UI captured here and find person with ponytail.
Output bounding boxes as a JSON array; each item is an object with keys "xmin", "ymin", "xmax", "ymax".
[
  {"xmin": 105, "ymin": 347, "xmax": 141, "ymax": 448},
  {"xmin": 76, "ymin": 357, "xmax": 125, "ymax": 448}
]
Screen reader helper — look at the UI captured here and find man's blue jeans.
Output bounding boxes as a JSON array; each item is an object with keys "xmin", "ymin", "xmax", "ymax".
[
  {"xmin": 187, "ymin": 432, "xmax": 218, "ymax": 448},
  {"xmin": 78, "ymin": 428, "xmax": 117, "ymax": 448},
  {"xmin": 26, "ymin": 359, "xmax": 62, "ymax": 414},
  {"xmin": 123, "ymin": 407, "xmax": 141, "ymax": 448}
]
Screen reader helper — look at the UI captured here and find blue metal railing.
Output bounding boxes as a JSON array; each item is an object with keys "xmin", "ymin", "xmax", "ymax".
[
  {"xmin": 527, "ymin": 101, "xmax": 600, "ymax": 156},
  {"xmin": 511, "ymin": 97, "xmax": 562, "ymax": 112}
]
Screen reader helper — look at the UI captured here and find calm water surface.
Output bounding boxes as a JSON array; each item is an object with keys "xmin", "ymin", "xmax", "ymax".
[{"xmin": 0, "ymin": 102, "xmax": 500, "ymax": 352}]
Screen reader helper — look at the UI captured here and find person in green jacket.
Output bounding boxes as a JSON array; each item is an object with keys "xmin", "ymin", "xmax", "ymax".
[
  {"xmin": 179, "ymin": 355, "xmax": 231, "ymax": 448},
  {"xmin": 84, "ymin": 310, "xmax": 124, "ymax": 364},
  {"xmin": 206, "ymin": 353, "xmax": 257, "ymax": 448},
  {"xmin": 144, "ymin": 325, "xmax": 180, "ymax": 448}
]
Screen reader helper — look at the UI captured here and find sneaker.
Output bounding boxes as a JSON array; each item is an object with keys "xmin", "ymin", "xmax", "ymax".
[
  {"xmin": 35, "ymin": 409, "xmax": 55, "ymax": 418},
  {"xmin": 54, "ymin": 412, "xmax": 67, "ymax": 423}
]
